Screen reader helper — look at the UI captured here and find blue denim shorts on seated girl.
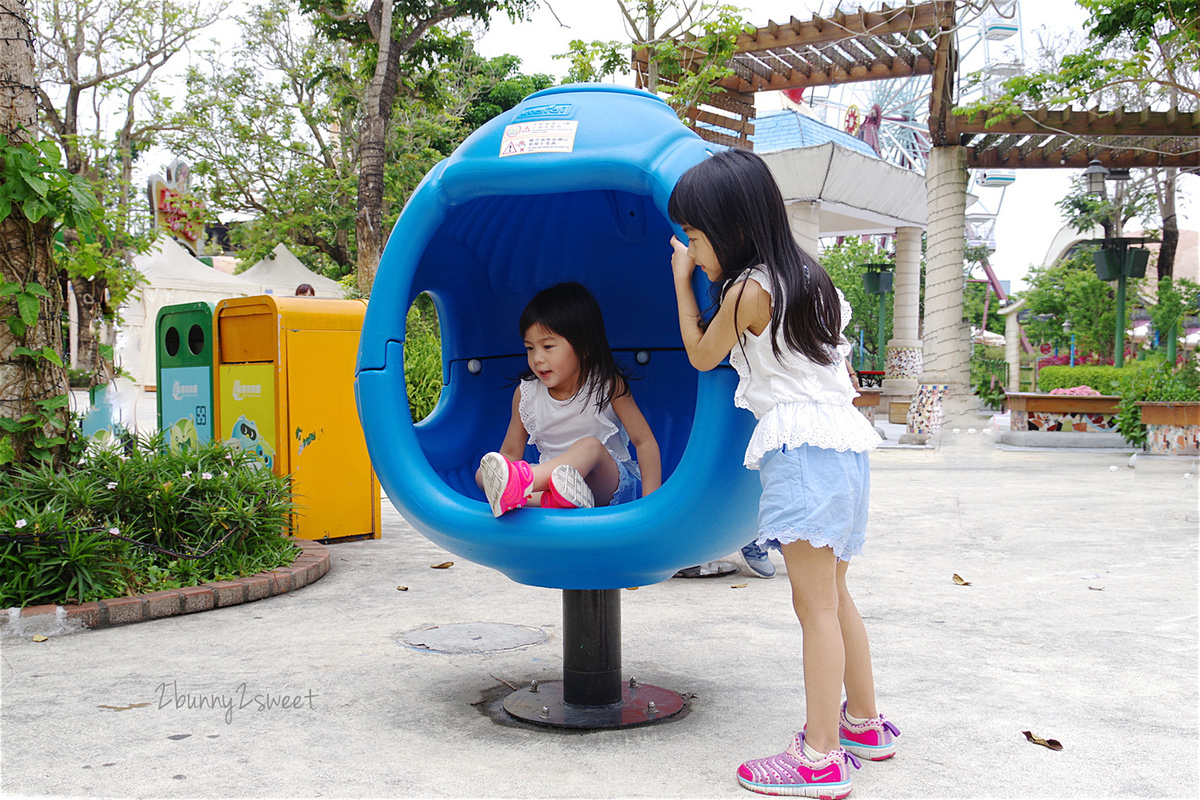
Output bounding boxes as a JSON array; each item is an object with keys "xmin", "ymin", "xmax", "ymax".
[
  {"xmin": 755, "ymin": 444, "xmax": 870, "ymax": 561},
  {"xmin": 610, "ymin": 458, "xmax": 641, "ymax": 506}
]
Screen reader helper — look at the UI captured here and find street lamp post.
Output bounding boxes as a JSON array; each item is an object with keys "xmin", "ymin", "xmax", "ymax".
[
  {"xmin": 861, "ymin": 264, "xmax": 894, "ymax": 372},
  {"xmin": 1062, "ymin": 320, "xmax": 1075, "ymax": 367},
  {"xmin": 1083, "ymin": 159, "xmax": 1150, "ymax": 368}
]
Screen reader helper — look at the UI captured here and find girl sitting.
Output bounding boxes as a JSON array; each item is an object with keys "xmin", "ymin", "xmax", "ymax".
[{"xmin": 476, "ymin": 282, "xmax": 661, "ymax": 516}]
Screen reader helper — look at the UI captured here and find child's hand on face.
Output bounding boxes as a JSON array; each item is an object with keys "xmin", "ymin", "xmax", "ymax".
[{"xmin": 670, "ymin": 236, "xmax": 696, "ymax": 282}]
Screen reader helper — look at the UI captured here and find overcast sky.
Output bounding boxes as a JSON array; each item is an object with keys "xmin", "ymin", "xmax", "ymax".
[{"xmin": 475, "ymin": 0, "xmax": 1195, "ymax": 292}]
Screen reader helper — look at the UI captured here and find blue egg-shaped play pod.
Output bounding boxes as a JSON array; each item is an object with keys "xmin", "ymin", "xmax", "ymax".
[{"xmin": 355, "ymin": 85, "xmax": 760, "ymax": 590}]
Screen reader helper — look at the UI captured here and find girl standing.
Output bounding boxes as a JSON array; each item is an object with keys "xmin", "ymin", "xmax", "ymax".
[
  {"xmin": 667, "ymin": 150, "xmax": 898, "ymax": 799},
  {"xmin": 476, "ymin": 282, "xmax": 661, "ymax": 516}
]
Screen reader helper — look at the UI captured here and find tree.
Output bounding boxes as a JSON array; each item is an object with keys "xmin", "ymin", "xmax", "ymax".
[
  {"xmin": 1, "ymin": 0, "xmax": 95, "ymax": 467},
  {"xmin": 171, "ymin": 2, "xmax": 552, "ymax": 281},
  {"xmin": 959, "ymin": 0, "xmax": 1197, "ymax": 283},
  {"xmin": 298, "ymin": 0, "xmax": 537, "ymax": 296},
  {"xmin": 33, "ymin": 0, "xmax": 223, "ymax": 380},
  {"xmin": 558, "ymin": 1, "xmax": 749, "ymax": 118},
  {"xmin": 168, "ymin": 0, "xmax": 361, "ymax": 277},
  {"xmin": 819, "ymin": 238, "xmax": 897, "ymax": 368},
  {"xmin": 1018, "ymin": 249, "xmax": 1129, "ymax": 360}
]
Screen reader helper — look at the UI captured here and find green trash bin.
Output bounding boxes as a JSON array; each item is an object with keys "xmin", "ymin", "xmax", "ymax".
[{"xmin": 155, "ymin": 301, "xmax": 216, "ymax": 451}]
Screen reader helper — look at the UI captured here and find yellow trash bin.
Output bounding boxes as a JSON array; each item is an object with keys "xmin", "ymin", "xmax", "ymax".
[{"xmin": 214, "ymin": 295, "xmax": 381, "ymax": 541}]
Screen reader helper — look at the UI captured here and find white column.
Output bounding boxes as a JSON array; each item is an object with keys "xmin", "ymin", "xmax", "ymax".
[
  {"xmin": 999, "ymin": 298, "xmax": 1026, "ymax": 393},
  {"xmin": 786, "ymin": 201, "xmax": 820, "ymax": 255},
  {"xmin": 916, "ymin": 145, "xmax": 972, "ymax": 424},
  {"xmin": 883, "ymin": 225, "xmax": 924, "ymax": 395},
  {"xmin": 68, "ymin": 281, "xmax": 79, "ymax": 370}
]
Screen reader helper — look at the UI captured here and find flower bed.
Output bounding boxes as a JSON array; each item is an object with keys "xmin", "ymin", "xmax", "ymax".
[{"xmin": 1004, "ymin": 392, "xmax": 1121, "ymax": 432}]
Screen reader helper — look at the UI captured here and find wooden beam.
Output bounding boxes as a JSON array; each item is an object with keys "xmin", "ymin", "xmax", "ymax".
[
  {"xmin": 734, "ymin": 1, "xmax": 943, "ymax": 53},
  {"xmin": 967, "ymin": 147, "xmax": 1200, "ymax": 169},
  {"xmin": 952, "ymin": 107, "xmax": 1200, "ymax": 138}
]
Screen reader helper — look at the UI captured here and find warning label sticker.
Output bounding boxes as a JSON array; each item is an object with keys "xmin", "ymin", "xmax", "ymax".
[{"xmin": 499, "ymin": 120, "xmax": 579, "ymax": 157}]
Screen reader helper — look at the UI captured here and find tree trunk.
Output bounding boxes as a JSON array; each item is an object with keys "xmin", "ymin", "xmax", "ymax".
[
  {"xmin": 1156, "ymin": 168, "xmax": 1178, "ymax": 282},
  {"xmin": 1, "ymin": 0, "xmax": 71, "ymax": 466},
  {"xmin": 355, "ymin": 0, "xmax": 399, "ymax": 297},
  {"xmin": 70, "ymin": 274, "xmax": 108, "ymax": 380}
]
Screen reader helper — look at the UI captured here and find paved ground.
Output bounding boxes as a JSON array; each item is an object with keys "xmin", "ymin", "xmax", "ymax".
[{"xmin": 2, "ymin": 410, "xmax": 1197, "ymax": 799}]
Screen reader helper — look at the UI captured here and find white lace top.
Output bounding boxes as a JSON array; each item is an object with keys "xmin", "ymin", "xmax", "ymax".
[
  {"xmin": 518, "ymin": 378, "xmax": 634, "ymax": 467},
  {"xmin": 728, "ymin": 269, "xmax": 880, "ymax": 468}
]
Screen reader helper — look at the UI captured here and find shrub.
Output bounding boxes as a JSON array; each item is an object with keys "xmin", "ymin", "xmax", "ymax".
[
  {"xmin": 1038, "ymin": 362, "xmax": 1158, "ymax": 395},
  {"xmin": 0, "ymin": 434, "xmax": 297, "ymax": 608},
  {"xmin": 1113, "ymin": 355, "xmax": 1200, "ymax": 448},
  {"xmin": 405, "ymin": 294, "xmax": 443, "ymax": 422}
]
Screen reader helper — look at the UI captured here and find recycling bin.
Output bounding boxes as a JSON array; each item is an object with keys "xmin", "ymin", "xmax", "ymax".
[
  {"xmin": 155, "ymin": 301, "xmax": 215, "ymax": 450},
  {"xmin": 214, "ymin": 295, "xmax": 380, "ymax": 541}
]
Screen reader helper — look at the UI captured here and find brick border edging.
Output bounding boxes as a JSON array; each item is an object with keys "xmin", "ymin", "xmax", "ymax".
[{"xmin": 1, "ymin": 538, "xmax": 329, "ymax": 634}]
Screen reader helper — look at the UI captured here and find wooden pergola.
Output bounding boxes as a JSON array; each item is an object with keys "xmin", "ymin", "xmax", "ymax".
[{"xmin": 633, "ymin": 0, "xmax": 1200, "ymax": 169}]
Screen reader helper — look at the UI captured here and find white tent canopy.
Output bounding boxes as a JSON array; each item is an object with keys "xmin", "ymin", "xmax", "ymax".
[
  {"xmin": 116, "ymin": 237, "xmax": 262, "ymax": 387},
  {"xmin": 238, "ymin": 243, "xmax": 344, "ymax": 298}
]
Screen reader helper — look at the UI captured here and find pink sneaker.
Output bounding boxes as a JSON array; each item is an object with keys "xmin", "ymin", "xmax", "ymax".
[
  {"xmin": 839, "ymin": 702, "xmax": 900, "ymax": 761},
  {"xmin": 540, "ymin": 464, "xmax": 595, "ymax": 509},
  {"xmin": 737, "ymin": 732, "xmax": 860, "ymax": 798},
  {"xmin": 479, "ymin": 452, "xmax": 534, "ymax": 517}
]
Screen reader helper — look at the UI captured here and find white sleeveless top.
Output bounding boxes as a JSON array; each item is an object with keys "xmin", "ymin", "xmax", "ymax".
[
  {"xmin": 728, "ymin": 269, "xmax": 880, "ymax": 468},
  {"xmin": 518, "ymin": 379, "xmax": 634, "ymax": 466}
]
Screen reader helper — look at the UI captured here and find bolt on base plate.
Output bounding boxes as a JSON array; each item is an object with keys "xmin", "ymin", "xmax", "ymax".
[{"xmin": 502, "ymin": 680, "xmax": 686, "ymax": 729}]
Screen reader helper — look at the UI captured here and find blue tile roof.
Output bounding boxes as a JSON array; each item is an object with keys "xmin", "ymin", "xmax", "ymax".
[{"xmin": 751, "ymin": 109, "xmax": 879, "ymax": 158}]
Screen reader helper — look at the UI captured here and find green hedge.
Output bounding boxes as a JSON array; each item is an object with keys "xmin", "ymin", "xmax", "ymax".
[{"xmin": 1038, "ymin": 362, "xmax": 1158, "ymax": 395}]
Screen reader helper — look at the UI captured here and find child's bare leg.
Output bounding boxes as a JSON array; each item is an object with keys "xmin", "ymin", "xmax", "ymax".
[
  {"xmin": 837, "ymin": 559, "xmax": 878, "ymax": 720},
  {"xmin": 779, "ymin": 539, "xmax": 843, "ymax": 755},
  {"xmin": 531, "ymin": 437, "xmax": 620, "ymax": 505}
]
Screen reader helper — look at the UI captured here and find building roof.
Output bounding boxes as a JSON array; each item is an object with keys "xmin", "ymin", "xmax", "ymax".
[{"xmin": 752, "ymin": 109, "xmax": 880, "ymax": 157}]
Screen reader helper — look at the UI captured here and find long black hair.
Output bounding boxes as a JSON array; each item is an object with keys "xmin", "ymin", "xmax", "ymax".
[
  {"xmin": 668, "ymin": 148, "xmax": 843, "ymax": 366},
  {"xmin": 518, "ymin": 281, "xmax": 631, "ymax": 410}
]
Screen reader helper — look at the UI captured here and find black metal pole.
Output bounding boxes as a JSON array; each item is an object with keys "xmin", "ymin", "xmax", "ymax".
[{"xmin": 562, "ymin": 589, "xmax": 621, "ymax": 706}]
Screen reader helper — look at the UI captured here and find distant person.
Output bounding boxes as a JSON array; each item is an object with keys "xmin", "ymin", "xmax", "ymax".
[
  {"xmin": 295, "ymin": 284, "xmax": 316, "ymax": 296},
  {"xmin": 667, "ymin": 149, "xmax": 895, "ymax": 799}
]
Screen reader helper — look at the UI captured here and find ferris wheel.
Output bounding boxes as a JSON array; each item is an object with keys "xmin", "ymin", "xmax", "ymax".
[{"xmin": 800, "ymin": 0, "xmax": 1026, "ymax": 193}]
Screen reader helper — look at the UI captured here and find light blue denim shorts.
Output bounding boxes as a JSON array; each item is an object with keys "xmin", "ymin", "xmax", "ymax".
[
  {"xmin": 610, "ymin": 459, "xmax": 641, "ymax": 506},
  {"xmin": 755, "ymin": 444, "xmax": 870, "ymax": 561}
]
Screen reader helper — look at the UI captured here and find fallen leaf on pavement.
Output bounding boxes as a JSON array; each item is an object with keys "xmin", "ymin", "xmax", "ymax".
[
  {"xmin": 1088, "ymin": 586, "xmax": 1104, "ymax": 591},
  {"xmin": 32, "ymin": 634, "xmax": 48, "ymax": 642},
  {"xmin": 952, "ymin": 574, "xmax": 972, "ymax": 586},
  {"xmin": 396, "ymin": 586, "xmax": 409, "ymax": 591},
  {"xmin": 730, "ymin": 583, "xmax": 748, "ymax": 589},
  {"xmin": 1022, "ymin": 730, "xmax": 1063, "ymax": 750},
  {"xmin": 430, "ymin": 562, "xmax": 454, "ymax": 569}
]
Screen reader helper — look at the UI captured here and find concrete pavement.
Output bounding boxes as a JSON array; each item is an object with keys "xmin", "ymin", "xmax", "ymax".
[{"xmin": 1, "ymin": 421, "xmax": 1197, "ymax": 799}]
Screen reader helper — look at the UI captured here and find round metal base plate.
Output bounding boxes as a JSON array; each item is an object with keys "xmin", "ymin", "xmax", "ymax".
[
  {"xmin": 502, "ymin": 681, "xmax": 686, "ymax": 729},
  {"xmin": 672, "ymin": 560, "xmax": 739, "ymax": 578}
]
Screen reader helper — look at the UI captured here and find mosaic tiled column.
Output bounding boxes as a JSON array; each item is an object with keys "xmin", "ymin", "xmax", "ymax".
[
  {"xmin": 787, "ymin": 200, "xmax": 820, "ymax": 256},
  {"xmin": 884, "ymin": 225, "xmax": 924, "ymax": 396}
]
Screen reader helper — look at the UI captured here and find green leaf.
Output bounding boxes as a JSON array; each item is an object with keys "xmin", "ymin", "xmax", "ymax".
[
  {"xmin": 39, "ymin": 347, "xmax": 64, "ymax": 367},
  {"xmin": 36, "ymin": 140, "xmax": 62, "ymax": 167},
  {"xmin": 16, "ymin": 292, "xmax": 39, "ymax": 325},
  {"xmin": 36, "ymin": 394, "xmax": 70, "ymax": 411},
  {"xmin": 23, "ymin": 282, "xmax": 51, "ymax": 298},
  {"xmin": 23, "ymin": 198, "xmax": 51, "ymax": 223},
  {"xmin": 22, "ymin": 173, "xmax": 49, "ymax": 198},
  {"xmin": 10, "ymin": 346, "xmax": 37, "ymax": 360}
]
